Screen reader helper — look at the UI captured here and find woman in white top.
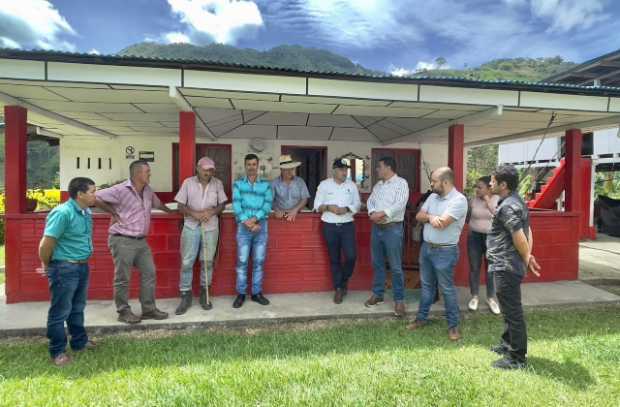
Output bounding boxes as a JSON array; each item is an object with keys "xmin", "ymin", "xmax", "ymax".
[{"xmin": 467, "ymin": 176, "xmax": 501, "ymax": 314}]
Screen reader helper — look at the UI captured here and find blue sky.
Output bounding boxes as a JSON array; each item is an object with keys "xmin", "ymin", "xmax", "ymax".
[{"xmin": 1, "ymin": 0, "xmax": 619, "ymax": 75}]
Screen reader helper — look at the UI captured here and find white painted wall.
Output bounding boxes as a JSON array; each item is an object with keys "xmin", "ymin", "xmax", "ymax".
[{"xmin": 59, "ymin": 134, "xmax": 453, "ymax": 193}]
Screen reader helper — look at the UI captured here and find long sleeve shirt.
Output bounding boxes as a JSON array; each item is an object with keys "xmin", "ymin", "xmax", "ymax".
[
  {"xmin": 313, "ymin": 178, "xmax": 361, "ymax": 223},
  {"xmin": 232, "ymin": 176, "xmax": 273, "ymax": 224},
  {"xmin": 366, "ymin": 174, "xmax": 410, "ymax": 223}
]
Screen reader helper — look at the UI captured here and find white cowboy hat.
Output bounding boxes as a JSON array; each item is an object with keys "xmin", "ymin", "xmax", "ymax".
[{"xmin": 279, "ymin": 154, "xmax": 301, "ymax": 169}]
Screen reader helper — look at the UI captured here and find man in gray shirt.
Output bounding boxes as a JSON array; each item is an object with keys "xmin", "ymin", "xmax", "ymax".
[
  {"xmin": 408, "ymin": 167, "xmax": 468, "ymax": 341},
  {"xmin": 271, "ymin": 154, "xmax": 310, "ymax": 222}
]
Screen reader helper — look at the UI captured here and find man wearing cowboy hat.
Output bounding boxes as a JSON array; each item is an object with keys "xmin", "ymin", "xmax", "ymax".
[
  {"xmin": 271, "ymin": 154, "xmax": 311, "ymax": 222},
  {"xmin": 174, "ymin": 156, "xmax": 227, "ymax": 314}
]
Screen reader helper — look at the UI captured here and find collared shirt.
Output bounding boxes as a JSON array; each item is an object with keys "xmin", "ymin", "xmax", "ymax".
[
  {"xmin": 44, "ymin": 199, "xmax": 93, "ymax": 261},
  {"xmin": 487, "ymin": 192, "xmax": 530, "ymax": 275},
  {"xmin": 469, "ymin": 195, "xmax": 500, "ymax": 234},
  {"xmin": 367, "ymin": 174, "xmax": 410, "ymax": 223},
  {"xmin": 313, "ymin": 178, "xmax": 361, "ymax": 224},
  {"xmin": 271, "ymin": 176, "xmax": 310, "ymax": 211},
  {"xmin": 421, "ymin": 188, "xmax": 468, "ymax": 245},
  {"xmin": 175, "ymin": 176, "xmax": 228, "ymax": 231},
  {"xmin": 232, "ymin": 176, "xmax": 273, "ymax": 224},
  {"xmin": 96, "ymin": 179, "xmax": 161, "ymax": 237}
]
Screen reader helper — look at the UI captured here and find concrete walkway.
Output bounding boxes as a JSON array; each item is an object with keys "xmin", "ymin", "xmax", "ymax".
[
  {"xmin": 579, "ymin": 233, "xmax": 620, "ymax": 281},
  {"xmin": 1, "ymin": 281, "xmax": 618, "ymax": 337}
]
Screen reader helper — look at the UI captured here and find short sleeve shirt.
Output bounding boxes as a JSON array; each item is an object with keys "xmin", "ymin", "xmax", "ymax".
[
  {"xmin": 174, "ymin": 176, "xmax": 228, "ymax": 231},
  {"xmin": 271, "ymin": 176, "xmax": 310, "ymax": 211},
  {"xmin": 421, "ymin": 188, "xmax": 468, "ymax": 245},
  {"xmin": 487, "ymin": 193, "xmax": 530, "ymax": 275},
  {"xmin": 44, "ymin": 199, "xmax": 93, "ymax": 261}
]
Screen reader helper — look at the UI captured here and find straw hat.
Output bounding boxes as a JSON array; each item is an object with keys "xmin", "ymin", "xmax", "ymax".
[{"xmin": 279, "ymin": 154, "xmax": 301, "ymax": 169}]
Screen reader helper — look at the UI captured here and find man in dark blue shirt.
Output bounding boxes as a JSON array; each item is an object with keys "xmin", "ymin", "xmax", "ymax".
[{"xmin": 487, "ymin": 165, "xmax": 541, "ymax": 370}]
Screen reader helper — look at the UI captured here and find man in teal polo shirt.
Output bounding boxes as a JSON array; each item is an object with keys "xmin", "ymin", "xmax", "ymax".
[{"xmin": 38, "ymin": 177, "xmax": 97, "ymax": 366}]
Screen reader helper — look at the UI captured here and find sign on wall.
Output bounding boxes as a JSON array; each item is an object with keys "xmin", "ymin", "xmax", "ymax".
[
  {"xmin": 125, "ymin": 146, "xmax": 135, "ymax": 159},
  {"xmin": 139, "ymin": 151, "xmax": 155, "ymax": 162}
]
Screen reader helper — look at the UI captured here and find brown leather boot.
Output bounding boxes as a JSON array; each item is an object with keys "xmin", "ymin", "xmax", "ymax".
[
  {"xmin": 364, "ymin": 294, "xmax": 384, "ymax": 307},
  {"xmin": 334, "ymin": 289, "xmax": 344, "ymax": 304},
  {"xmin": 394, "ymin": 302, "xmax": 406, "ymax": 318},
  {"xmin": 448, "ymin": 327, "xmax": 461, "ymax": 341}
]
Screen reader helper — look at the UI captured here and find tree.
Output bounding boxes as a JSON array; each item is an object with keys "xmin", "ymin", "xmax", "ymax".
[{"xmin": 435, "ymin": 56, "xmax": 447, "ymax": 69}]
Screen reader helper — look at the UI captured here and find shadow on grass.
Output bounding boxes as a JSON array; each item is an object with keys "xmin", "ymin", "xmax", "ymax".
[
  {"xmin": 0, "ymin": 305, "xmax": 618, "ymax": 381},
  {"xmin": 527, "ymin": 357, "xmax": 595, "ymax": 391}
]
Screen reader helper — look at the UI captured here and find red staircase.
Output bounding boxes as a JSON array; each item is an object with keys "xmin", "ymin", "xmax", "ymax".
[{"xmin": 527, "ymin": 158, "xmax": 596, "ymax": 240}]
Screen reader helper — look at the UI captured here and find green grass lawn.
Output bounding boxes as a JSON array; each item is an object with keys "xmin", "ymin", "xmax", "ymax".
[{"xmin": 1, "ymin": 305, "xmax": 619, "ymax": 406}]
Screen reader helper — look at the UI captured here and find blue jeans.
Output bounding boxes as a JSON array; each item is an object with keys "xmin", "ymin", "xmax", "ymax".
[
  {"xmin": 416, "ymin": 243, "xmax": 460, "ymax": 328},
  {"xmin": 371, "ymin": 223, "xmax": 405, "ymax": 301},
  {"xmin": 46, "ymin": 260, "xmax": 90, "ymax": 358},
  {"xmin": 467, "ymin": 231, "xmax": 495, "ymax": 297},
  {"xmin": 322, "ymin": 222, "xmax": 357, "ymax": 289},
  {"xmin": 179, "ymin": 226, "xmax": 219, "ymax": 291},
  {"xmin": 235, "ymin": 220, "xmax": 268, "ymax": 295}
]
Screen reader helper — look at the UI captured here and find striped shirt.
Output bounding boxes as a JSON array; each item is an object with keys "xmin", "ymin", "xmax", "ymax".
[
  {"xmin": 366, "ymin": 174, "xmax": 410, "ymax": 223},
  {"xmin": 232, "ymin": 176, "xmax": 273, "ymax": 224},
  {"xmin": 96, "ymin": 179, "xmax": 161, "ymax": 237}
]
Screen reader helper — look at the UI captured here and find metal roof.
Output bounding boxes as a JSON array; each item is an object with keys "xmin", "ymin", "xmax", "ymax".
[
  {"xmin": 544, "ymin": 48, "xmax": 620, "ymax": 87},
  {"xmin": 4, "ymin": 48, "xmax": 620, "ymax": 97}
]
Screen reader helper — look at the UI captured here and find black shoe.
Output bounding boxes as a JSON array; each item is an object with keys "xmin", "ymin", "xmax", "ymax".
[
  {"xmin": 200, "ymin": 287, "xmax": 213, "ymax": 310},
  {"xmin": 141, "ymin": 308, "xmax": 169, "ymax": 320},
  {"xmin": 175, "ymin": 291, "xmax": 192, "ymax": 315},
  {"xmin": 492, "ymin": 357, "xmax": 526, "ymax": 370},
  {"xmin": 117, "ymin": 309, "xmax": 141, "ymax": 324},
  {"xmin": 490, "ymin": 343, "xmax": 510, "ymax": 357},
  {"xmin": 233, "ymin": 294, "xmax": 246, "ymax": 308},
  {"xmin": 251, "ymin": 293, "xmax": 270, "ymax": 306}
]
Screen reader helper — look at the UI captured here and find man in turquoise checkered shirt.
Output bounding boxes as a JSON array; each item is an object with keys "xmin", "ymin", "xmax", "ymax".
[
  {"xmin": 232, "ymin": 153, "xmax": 272, "ymax": 308},
  {"xmin": 38, "ymin": 177, "xmax": 97, "ymax": 367}
]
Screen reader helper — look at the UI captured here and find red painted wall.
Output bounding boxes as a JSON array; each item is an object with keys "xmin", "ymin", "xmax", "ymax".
[{"xmin": 4, "ymin": 210, "xmax": 579, "ymax": 304}]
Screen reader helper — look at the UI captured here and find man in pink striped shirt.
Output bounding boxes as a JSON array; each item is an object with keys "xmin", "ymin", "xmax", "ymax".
[{"xmin": 96, "ymin": 160, "xmax": 173, "ymax": 324}]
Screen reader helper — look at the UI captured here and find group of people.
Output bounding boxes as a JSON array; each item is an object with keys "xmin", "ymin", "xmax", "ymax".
[{"xmin": 39, "ymin": 152, "xmax": 540, "ymax": 370}]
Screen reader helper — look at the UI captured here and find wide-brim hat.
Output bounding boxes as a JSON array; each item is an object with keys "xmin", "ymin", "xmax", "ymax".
[{"xmin": 279, "ymin": 154, "xmax": 301, "ymax": 169}]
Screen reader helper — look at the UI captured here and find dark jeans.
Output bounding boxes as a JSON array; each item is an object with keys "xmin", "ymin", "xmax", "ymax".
[
  {"xmin": 467, "ymin": 231, "xmax": 495, "ymax": 297},
  {"xmin": 323, "ymin": 222, "xmax": 357, "ymax": 290},
  {"xmin": 495, "ymin": 270, "xmax": 527, "ymax": 362},
  {"xmin": 46, "ymin": 260, "xmax": 90, "ymax": 358},
  {"xmin": 416, "ymin": 242, "xmax": 460, "ymax": 328},
  {"xmin": 371, "ymin": 223, "xmax": 405, "ymax": 301}
]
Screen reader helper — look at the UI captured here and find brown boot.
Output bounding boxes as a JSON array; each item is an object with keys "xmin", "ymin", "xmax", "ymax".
[
  {"xmin": 407, "ymin": 320, "xmax": 427, "ymax": 331},
  {"xmin": 334, "ymin": 288, "xmax": 344, "ymax": 304},
  {"xmin": 448, "ymin": 327, "xmax": 461, "ymax": 341},
  {"xmin": 364, "ymin": 294, "xmax": 384, "ymax": 307},
  {"xmin": 394, "ymin": 302, "xmax": 406, "ymax": 318}
]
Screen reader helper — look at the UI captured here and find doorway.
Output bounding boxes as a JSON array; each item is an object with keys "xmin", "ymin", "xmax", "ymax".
[{"xmin": 280, "ymin": 145, "xmax": 327, "ymax": 209}]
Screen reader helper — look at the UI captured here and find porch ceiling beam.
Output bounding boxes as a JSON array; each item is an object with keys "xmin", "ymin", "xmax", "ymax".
[
  {"xmin": 577, "ymin": 69, "xmax": 620, "ymax": 85},
  {"xmin": 0, "ymin": 90, "xmax": 118, "ymax": 139},
  {"xmin": 465, "ymin": 113, "xmax": 620, "ymax": 147},
  {"xmin": 169, "ymin": 86, "xmax": 216, "ymax": 140},
  {"xmin": 383, "ymin": 105, "xmax": 502, "ymax": 145}
]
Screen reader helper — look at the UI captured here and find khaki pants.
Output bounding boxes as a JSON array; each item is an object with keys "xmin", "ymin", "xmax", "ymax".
[{"xmin": 108, "ymin": 235, "xmax": 157, "ymax": 314}]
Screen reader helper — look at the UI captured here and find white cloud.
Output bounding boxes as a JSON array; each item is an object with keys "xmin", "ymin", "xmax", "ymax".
[
  {"xmin": 165, "ymin": 0, "xmax": 263, "ymax": 45},
  {"xmin": 163, "ymin": 31, "xmax": 191, "ymax": 44},
  {"xmin": 390, "ymin": 60, "xmax": 451, "ymax": 77},
  {"xmin": 529, "ymin": 0, "xmax": 608, "ymax": 33},
  {"xmin": 0, "ymin": 0, "xmax": 76, "ymax": 51},
  {"xmin": 88, "ymin": 48, "xmax": 100, "ymax": 55},
  {"xmin": 390, "ymin": 67, "xmax": 415, "ymax": 77}
]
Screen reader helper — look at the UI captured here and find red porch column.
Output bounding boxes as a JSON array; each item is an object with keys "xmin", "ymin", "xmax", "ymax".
[
  {"xmin": 4, "ymin": 106, "xmax": 28, "ymax": 214},
  {"xmin": 448, "ymin": 124, "xmax": 464, "ymax": 191},
  {"xmin": 565, "ymin": 128, "xmax": 582, "ymax": 213},
  {"xmin": 179, "ymin": 111, "xmax": 196, "ymax": 186}
]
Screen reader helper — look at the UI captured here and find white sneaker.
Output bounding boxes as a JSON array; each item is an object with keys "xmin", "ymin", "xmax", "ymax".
[
  {"xmin": 468, "ymin": 296, "xmax": 479, "ymax": 311},
  {"xmin": 487, "ymin": 298, "xmax": 501, "ymax": 315}
]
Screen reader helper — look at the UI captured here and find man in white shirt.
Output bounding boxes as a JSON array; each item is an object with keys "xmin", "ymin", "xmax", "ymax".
[
  {"xmin": 314, "ymin": 158, "xmax": 362, "ymax": 304},
  {"xmin": 364, "ymin": 157, "xmax": 410, "ymax": 317}
]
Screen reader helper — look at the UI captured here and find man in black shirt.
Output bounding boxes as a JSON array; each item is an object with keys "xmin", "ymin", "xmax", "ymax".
[{"xmin": 487, "ymin": 165, "xmax": 541, "ymax": 370}]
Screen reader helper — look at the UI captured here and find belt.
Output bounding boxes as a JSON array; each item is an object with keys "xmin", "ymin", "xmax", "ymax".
[
  {"xmin": 57, "ymin": 259, "xmax": 89, "ymax": 264},
  {"xmin": 426, "ymin": 242, "xmax": 457, "ymax": 249},
  {"xmin": 375, "ymin": 221, "xmax": 403, "ymax": 229},
  {"xmin": 112, "ymin": 233, "xmax": 145, "ymax": 240},
  {"xmin": 325, "ymin": 221, "xmax": 353, "ymax": 227}
]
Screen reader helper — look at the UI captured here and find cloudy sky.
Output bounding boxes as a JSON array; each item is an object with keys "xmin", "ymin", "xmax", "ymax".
[{"xmin": 1, "ymin": 0, "xmax": 619, "ymax": 75}]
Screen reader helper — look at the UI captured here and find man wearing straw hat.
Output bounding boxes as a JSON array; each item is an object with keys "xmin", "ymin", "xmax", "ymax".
[
  {"xmin": 174, "ymin": 156, "xmax": 227, "ymax": 314},
  {"xmin": 272, "ymin": 154, "xmax": 310, "ymax": 222}
]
